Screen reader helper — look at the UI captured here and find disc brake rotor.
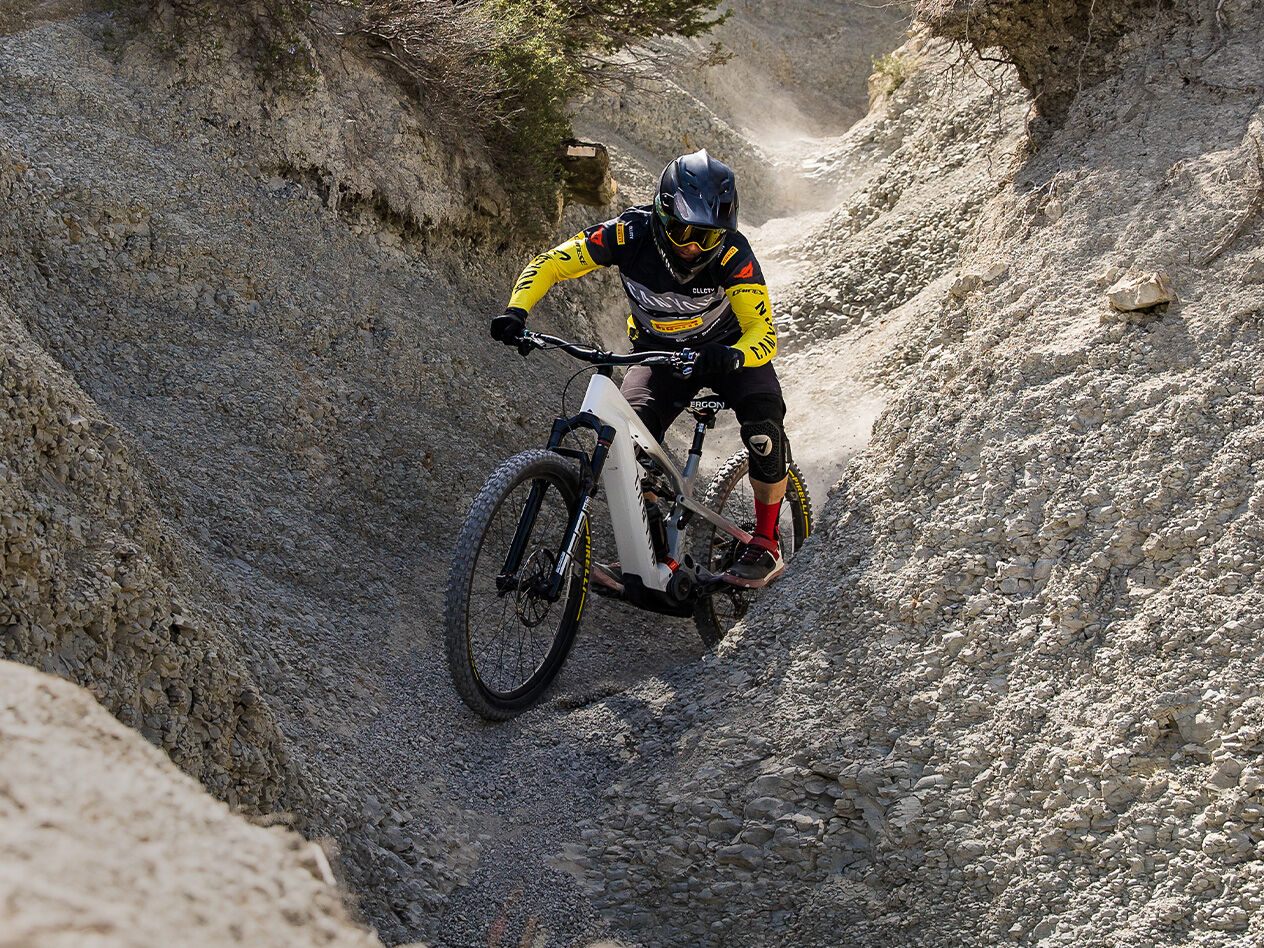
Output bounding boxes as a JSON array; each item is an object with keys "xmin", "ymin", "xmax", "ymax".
[{"xmin": 515, "ymin": 549, "xmax": 555, "ymax": 628}]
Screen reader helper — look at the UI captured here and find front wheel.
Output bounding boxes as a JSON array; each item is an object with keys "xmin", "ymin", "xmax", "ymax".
[
  {"xmin": 445, "ymin": 449, "xmax": 591, "ymax": 720},
  {"xmin": 692, "ymin": 453, "xmax": 813, "ymax": 647}
]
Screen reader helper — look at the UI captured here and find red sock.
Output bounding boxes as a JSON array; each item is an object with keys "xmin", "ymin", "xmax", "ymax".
[{"xmin": 753, "ymin": 498, "xmax": 781, "ymax": 545}]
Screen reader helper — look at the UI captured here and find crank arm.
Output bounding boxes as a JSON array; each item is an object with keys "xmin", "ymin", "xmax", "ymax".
[
  {"xmin": 696, "ymin": 570, "xmax": 747, "ymax": 596},
  {"xmin": 592, "ymin": 563, "xmax": 624, "ymax": 593}
]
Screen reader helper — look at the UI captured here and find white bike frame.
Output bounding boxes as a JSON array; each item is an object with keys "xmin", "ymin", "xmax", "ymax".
[{"xmin": 570, "ymin": 372, "xmax": 753, "ymax": 593}]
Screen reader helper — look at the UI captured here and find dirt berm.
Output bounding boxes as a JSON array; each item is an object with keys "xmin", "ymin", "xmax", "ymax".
[{"xmin": 0, "ymin": 659, "xmax": 389, "ymax": 947}]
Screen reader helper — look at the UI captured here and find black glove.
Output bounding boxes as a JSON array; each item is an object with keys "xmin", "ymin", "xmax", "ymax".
[
  {"xmin": 490, "ymin": 308, "xmax": 526, "ymax": 345},
  {"xmin": 694, "ymin": 342, "xmax": 744, "ymax": 376}
]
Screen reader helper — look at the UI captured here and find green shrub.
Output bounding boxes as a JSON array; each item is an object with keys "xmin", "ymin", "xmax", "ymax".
[
  {"xmin": 871, "ymin": 50, "xmax": 918, "ymax": 93},
  {"xmin": 358, "ymin": 0, "xmax": 731, "ymax": 224},
  {"xmin": 485, "ymin": 3, "xmax": 584, "ymax": 220}
]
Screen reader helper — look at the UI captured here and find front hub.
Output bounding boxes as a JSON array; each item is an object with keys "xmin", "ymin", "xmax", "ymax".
[{"xmin": 515, "ymin": 549, "xmax": 557, "ymax": 626}]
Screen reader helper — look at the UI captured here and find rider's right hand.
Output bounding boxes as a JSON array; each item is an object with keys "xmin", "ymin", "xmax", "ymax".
[
  {"xmin": 695, "ymin": 342, "xmax": 744, "ymax": 376},
  {"xmin": 490, "ymin": 308, "xmax": 527, "ymax": 345}
]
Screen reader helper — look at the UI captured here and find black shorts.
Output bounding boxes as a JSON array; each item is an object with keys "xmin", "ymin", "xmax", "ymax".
[{"xmin": 620, "ymin": 362, "xmax": 785, "ymax": 442}]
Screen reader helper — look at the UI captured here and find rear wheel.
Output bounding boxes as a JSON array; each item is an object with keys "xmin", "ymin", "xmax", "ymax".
[
  {"xmin": 692, "ymin": 452, "xmax": 812, "ymax": 647},
  {"xmin": 445, "ymin": 450, "xmax": 591, "ymax": 719}
]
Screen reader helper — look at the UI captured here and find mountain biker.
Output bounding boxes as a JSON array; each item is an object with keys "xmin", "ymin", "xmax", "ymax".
[{"xmin": 490, "ymin": 149, "xmax": 789, "ymax": 588}]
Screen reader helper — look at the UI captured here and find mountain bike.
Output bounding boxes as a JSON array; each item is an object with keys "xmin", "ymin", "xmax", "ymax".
[{"xmin": 444, "ymin": 331, "xmax": 813, "ymax": 720}]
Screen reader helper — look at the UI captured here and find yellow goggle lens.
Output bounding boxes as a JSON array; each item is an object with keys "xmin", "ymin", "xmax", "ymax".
[{"xmin": 665, "ymin": 220, "xmax": 724, "ymax": 252}]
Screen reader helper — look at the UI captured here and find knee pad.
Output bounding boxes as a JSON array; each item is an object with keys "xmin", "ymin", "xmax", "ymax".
[{"xmin": 741, "ymin": 417, "xmax": 788, "ymax": 484}]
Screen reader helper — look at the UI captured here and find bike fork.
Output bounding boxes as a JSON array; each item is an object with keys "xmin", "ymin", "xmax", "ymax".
[
  {"xmin": 499, "ymin": 479, "xmax": 548, "ymax": 592},
  {"xmin": 547, "ymin": 428, "xmax": 614, "ymax": 600},
  {"xmin": 550, "ymin": 494, "xmax": 593, "ymax": 596}
]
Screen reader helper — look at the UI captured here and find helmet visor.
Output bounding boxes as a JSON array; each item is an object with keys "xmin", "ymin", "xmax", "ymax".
[{"xmin": 662, "ymin": 216, "xmax": 725, "ymax": 252}]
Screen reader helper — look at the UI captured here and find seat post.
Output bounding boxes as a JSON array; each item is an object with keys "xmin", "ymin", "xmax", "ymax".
[{"xmin": 683, "ymin": 419, "xmax": 709, "ymax": 481}]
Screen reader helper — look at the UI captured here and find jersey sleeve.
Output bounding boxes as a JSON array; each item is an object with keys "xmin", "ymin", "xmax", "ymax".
[
  {"xmin": 580, "ymin": 211, "xmax": 639, "ymax": 268},
  {"xmin": 579, "ymin": 219, "xmax": 618, "ymax": 267},
  {"xmin": 505, "ymin": 233, "xmax": 604, "ymax": 314},
  {"xmin": 719, "ymin": 240, "xmax": 777, "ymax": 367}
]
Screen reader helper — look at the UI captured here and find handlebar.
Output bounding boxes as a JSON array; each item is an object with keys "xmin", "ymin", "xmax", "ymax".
[{"xmin": 516, "ymin": 330, "xmax": 696, "ymax": 374}]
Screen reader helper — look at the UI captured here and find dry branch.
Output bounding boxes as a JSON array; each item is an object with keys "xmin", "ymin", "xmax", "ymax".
[{"xmin": 1202, "ymin": 134, "xmax": 1264, "ymax": 267}]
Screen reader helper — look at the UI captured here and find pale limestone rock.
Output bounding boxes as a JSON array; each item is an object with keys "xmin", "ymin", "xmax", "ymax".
[
  {"xmin": 0, "ymin": 662, "xmax": 381, "ymax": 948},
  {"xmin": 1095, "ymin": 264, "xmax": 1123, "ymax": 286},
  {"xmin": 950, "ymin": 273, "xmax": 982, "ymax": 299},
  {"xmin": 1106, "ymin": 271, "xmax": 1175, "ymax": 311}
]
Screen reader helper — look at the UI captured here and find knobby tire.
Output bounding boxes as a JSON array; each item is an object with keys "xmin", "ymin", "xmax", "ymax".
[
  {"xmin": 445, "ymin": 449, "xmax": 591, "ymax": 720},
  {"xmin": 692, "ymin": 451, "xmax": 813, "ymax": 647}
]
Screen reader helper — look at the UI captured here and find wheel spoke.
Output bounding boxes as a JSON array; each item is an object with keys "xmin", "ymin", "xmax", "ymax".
[{"xmin": 487, "ymin": 596, "xmax": 511, "ymax": 691}]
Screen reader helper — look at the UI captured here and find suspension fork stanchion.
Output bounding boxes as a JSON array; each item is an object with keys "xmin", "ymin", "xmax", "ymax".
[
  {"xmin": 499, "ymin": 481, "xmax": 549, "ymax": 591},
  {"xmin": 547, "ymin": 425, "xmax": 615, "ymax": 599},
  {"xmin": 682, "ymin": 420, "xmax": 709, "ymax": 484}
]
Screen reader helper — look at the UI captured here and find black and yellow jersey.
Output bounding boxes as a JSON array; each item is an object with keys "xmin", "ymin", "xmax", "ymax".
[{"xmin": 506, "ymin": 205, "xmax": 777, "ymax": 368}]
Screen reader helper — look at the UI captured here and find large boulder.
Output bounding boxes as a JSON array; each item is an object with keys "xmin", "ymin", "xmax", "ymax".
[{"xmin": 0, "ymin": 660, "xmax": 387, "ymax": 948}]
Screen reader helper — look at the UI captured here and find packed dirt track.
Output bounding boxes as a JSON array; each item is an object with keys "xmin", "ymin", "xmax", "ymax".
[{"xmin": 3, "ymin": 0, "xmax": 1264, "ymax": 946}]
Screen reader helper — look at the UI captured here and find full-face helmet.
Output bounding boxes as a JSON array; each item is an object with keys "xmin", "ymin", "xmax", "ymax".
[{"xmin": 651, "ymin": 148, "xmax": 738, "ymax": 281}]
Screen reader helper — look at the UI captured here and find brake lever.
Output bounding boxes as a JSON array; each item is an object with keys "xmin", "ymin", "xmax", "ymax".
[{"xmin": 515, "ymin": 331, "xmax": 542, "ymax": 358}]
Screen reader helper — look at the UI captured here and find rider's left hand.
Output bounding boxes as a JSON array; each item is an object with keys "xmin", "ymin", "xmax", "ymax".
[{"xmin": 695, "ymin": 343, "xmax": 744, "ymax": 376}]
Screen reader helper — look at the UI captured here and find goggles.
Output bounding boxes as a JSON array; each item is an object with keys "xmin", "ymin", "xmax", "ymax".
[{"xmin": 659, "ymin": 209, "xmax": 725, "ymax": 252}]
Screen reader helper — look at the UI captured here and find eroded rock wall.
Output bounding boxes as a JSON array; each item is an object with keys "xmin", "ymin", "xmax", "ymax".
[
  {"xmin": 0, "ymin": 296, "xmax": 297, "ymax": 811},
  {"xmin": 117, "ymin": 1, "xmax": 516, "ymax": 245},
  {"xmin": 580, "ymin": 4, "xmax": 1264, "ymax": 946},
  {"xmin": 916, "ymin": 0, "xmax": 1260, "ymax": 124},
  {"xmin": 0, "ymin": 11, "xmax": 618, "ymax": 943}
]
